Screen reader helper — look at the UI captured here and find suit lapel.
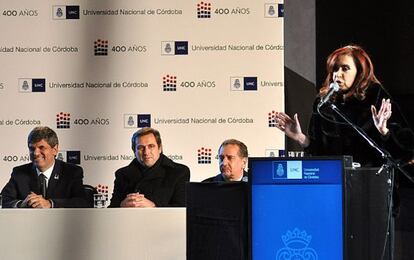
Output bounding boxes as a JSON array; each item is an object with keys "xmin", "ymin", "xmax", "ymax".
[
  {"xmin": 30, "ymin": 164, "xmax": 40, "ymax": 194},
  {"xmin": 47, "ymin": 160, "xmax": 61, "ymax": 198}
]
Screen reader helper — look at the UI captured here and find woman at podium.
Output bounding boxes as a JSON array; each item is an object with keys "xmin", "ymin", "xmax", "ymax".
[{"xmin": 274, "ymin": 45, "xmax": 413, "ymax": 167}]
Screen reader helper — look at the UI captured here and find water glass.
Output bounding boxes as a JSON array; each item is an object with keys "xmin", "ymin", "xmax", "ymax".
[{"xmin": 94, "ymin": 194, "xmax": 106, "ymax": 208}]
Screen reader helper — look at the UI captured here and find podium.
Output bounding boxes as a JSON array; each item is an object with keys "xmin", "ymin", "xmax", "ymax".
[
  {"xmin": 345, "ymin": 167, "xmax": 392, "ymax": 260},
  {"xmin": 187, "ymin": 157, "xmax": 393, "ymax": 260},
  {"xmin": 249, "ymin": 157, "xmax": 345, "ymax": 260}
]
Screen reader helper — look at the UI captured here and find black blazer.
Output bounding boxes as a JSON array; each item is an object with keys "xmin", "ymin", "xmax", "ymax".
[
  {"xmin": 109, "ymin": 154, "xmax": 190, "ymax": 207},
  {"xmin": 202, "ymin": 171, "xmax": 248, "ymax": 183},
  {"xmin": 1, "ymin": 159, "xmax": 87, "ymax": 208},
  {"xmin": 306, "ymin": 83, "xmax": 414, "ymax": 167}
]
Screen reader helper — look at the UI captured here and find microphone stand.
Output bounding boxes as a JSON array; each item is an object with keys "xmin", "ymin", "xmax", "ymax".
[
  {"xmin": 322, "ymin": 102, "xmax": 414, "ymax": 260},
  {"xmin": 328, "ymin": 102, "xmax": 412, "ymax": 181}
]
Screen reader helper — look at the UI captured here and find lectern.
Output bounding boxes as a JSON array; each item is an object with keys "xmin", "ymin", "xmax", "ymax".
[
  {"xmin": 249, "ymin": 157, "xmax": 345, "ymax": 260},
  {"xmin": 249, "ymin": 157, "xmax": 392, "ymax": 260},
  {"xmin": 186, "ymin": 157, "xmax": 391, "ymax": 260}
]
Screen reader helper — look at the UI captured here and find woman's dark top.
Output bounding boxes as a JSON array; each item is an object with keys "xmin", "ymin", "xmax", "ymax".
[{"xmin": 305, "ymin": 83, "xmax": 413, "ymax": 168}]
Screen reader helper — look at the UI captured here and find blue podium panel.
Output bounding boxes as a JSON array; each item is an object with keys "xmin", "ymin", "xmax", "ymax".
[{"xmin": 249, "ymin": 157, "xmax": 345, "ymax": 260}]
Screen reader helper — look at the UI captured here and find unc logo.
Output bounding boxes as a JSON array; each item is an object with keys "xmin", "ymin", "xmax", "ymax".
[
  {"xmin": 276, "ymin": 228, "xmax": 318, "ymax": 260},
  {"xmin": 291, "ymin": 167, "xmax": 300, "ymax": 173}
]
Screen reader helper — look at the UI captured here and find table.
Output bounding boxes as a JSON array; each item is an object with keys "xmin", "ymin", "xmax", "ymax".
[{"xmin": 0, "ymin": 208, "xmax": 186, "ymax": 260}]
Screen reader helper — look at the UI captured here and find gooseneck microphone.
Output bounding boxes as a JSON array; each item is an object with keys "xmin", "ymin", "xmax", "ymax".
[{"xmin": 318, "ymin": 82, "xmax": 340, "ymax": 108}]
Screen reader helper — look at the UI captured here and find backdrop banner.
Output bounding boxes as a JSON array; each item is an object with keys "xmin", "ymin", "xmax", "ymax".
[{"xmin": 0, "ymin": 1, "xmax": 284, "ymax": 191}]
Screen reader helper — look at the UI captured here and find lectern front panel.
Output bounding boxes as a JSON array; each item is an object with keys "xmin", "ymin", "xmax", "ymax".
[{"xmin": 249, "ymin": 157, "xmax": 345, "ymax": 260}]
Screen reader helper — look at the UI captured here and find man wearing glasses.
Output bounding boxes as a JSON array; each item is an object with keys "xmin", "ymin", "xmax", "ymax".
[{"xmin": 202, "ymin": 139, "xmax": 248, "ymax": 183}]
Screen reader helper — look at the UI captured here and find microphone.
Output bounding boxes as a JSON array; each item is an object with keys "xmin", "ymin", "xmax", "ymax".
[{"xmin": 318, "ymin": 82, "xmax": 340, "ymax": 108}]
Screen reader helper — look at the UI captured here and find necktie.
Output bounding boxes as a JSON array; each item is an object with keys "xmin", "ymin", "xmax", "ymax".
[{"xmin": 39, "ymin": 173, "xmax": 47, "ymax": 198}]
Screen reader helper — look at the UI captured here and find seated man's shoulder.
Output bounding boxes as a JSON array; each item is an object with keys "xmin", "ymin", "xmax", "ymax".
[
  {"xmin": 163, "ymin": 157, "xmax": 190, "ymax": 176},
  {"xmin": 202, "ymin": 174, "xmax": 222, "ymax": 183},
  {"xmin": 201, "ymin": 176, "xmax": 215, "ymax": 183},
  {"xmin": 114, "ymin": 161, "xmax": 137, "ymax": 176},
  {"xmin": 172, "ymin": 161, "xmax": 190, "ymax": 170},
  {"xmin": 170, "ymin": 161, "xmax": 189, "ymax": 171},
  {"xmin": 57, "ymin": 160, "xmax": 83, "ymax": 174},
  {"xmin": 11, "ymin": 162, "xmax": 34, "ymax": 175},
  {"xmin": 13, "ymin": 162, "xmax": 32, "ymax": 170}
]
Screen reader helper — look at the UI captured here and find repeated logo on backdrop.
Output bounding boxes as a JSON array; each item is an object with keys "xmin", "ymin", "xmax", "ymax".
[
  {"xmin": 18, "ymin": 78, "xmax": 46, "ymax": 93},
  {"xmin": 197, "ymin": 2, "xmax": 212, "ymax": 18},
  {"xmin": 52, "ymin": 5, "xmax": 80, "ymax": 20},
  {"xmin": 93, "ymin": 39, "xmax": 147, "ymax": 56},
  {"xmin": 198, "ymin": 147, "xmax": 212, "ymax": 164},
  {"xmin": 161, "ymin": 41, "xmax": 189, "ymax": 55},
  {"xmin": 163, "ymin": 75, "xmax": 177, "ymax": 91},
  {"xmin": 268, "ymin": 110, "xmax": 277, "ymax": 127},
  {"xmin": 230, "ymin": 77, "xmax": 258, "ymax": 91},
  {"xmin": 94, "ymin": 39, "xmax": 109, "ymax": 56},
  {"xmin": 56, "ymin": 112, "xmax": 110, "ymax": 129},
  {"xmin": 1, "ymin": 9, "xmax": 38, "ymax": 18},
  {"xmin": 124, "ymin": 114, "xmax": 151, "ymax": 128},
  {"xmin": 195, "ymin": 1, "xmax": 253, "ymax": 18},
  {"xmin": 57, "ymin": 150, "xmax": 81, "ymax": 164},
  {"xmin": 137, "ymin": 114, "xmax": 151, "ymax": 128},
  {"xmin": 162, "ymin": 74, "xmax": 216, "ymax": 91},
  {"xmin": 264, "ymin": 3, "xmax": 284, "ymax": 18},
  {"xmin": 124, "ymin": 114, "xmax": 138, "ymax": 128},
  {"xmin": 56, "ymin": 112, "xmax": 71, "ymax": 129}
]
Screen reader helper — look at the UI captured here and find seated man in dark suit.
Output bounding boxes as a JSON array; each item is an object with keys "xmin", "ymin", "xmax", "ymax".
[
  {"xmin": 1, "ymin": 126, "xmax": 87, "ymax": 208},
  {"xmin": 109, "ymin": 127, "xmax": 190, "ymax": 207},
  {"xmin": 202, "ymin": 139, "xmax": 248, "ymax": 182}
]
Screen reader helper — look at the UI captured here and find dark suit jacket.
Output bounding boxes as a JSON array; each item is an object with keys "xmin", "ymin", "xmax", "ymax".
[
  {"xmin": 109, "ymin": 154, "xmax": 190, "ymax": 207},
  {"xmin": 1, "ymin": 159, "xmax": 87, "ymax": 208},
  {"xmin": 202, "ymin": 171, "xmax": 248, "ymax": 183}
]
